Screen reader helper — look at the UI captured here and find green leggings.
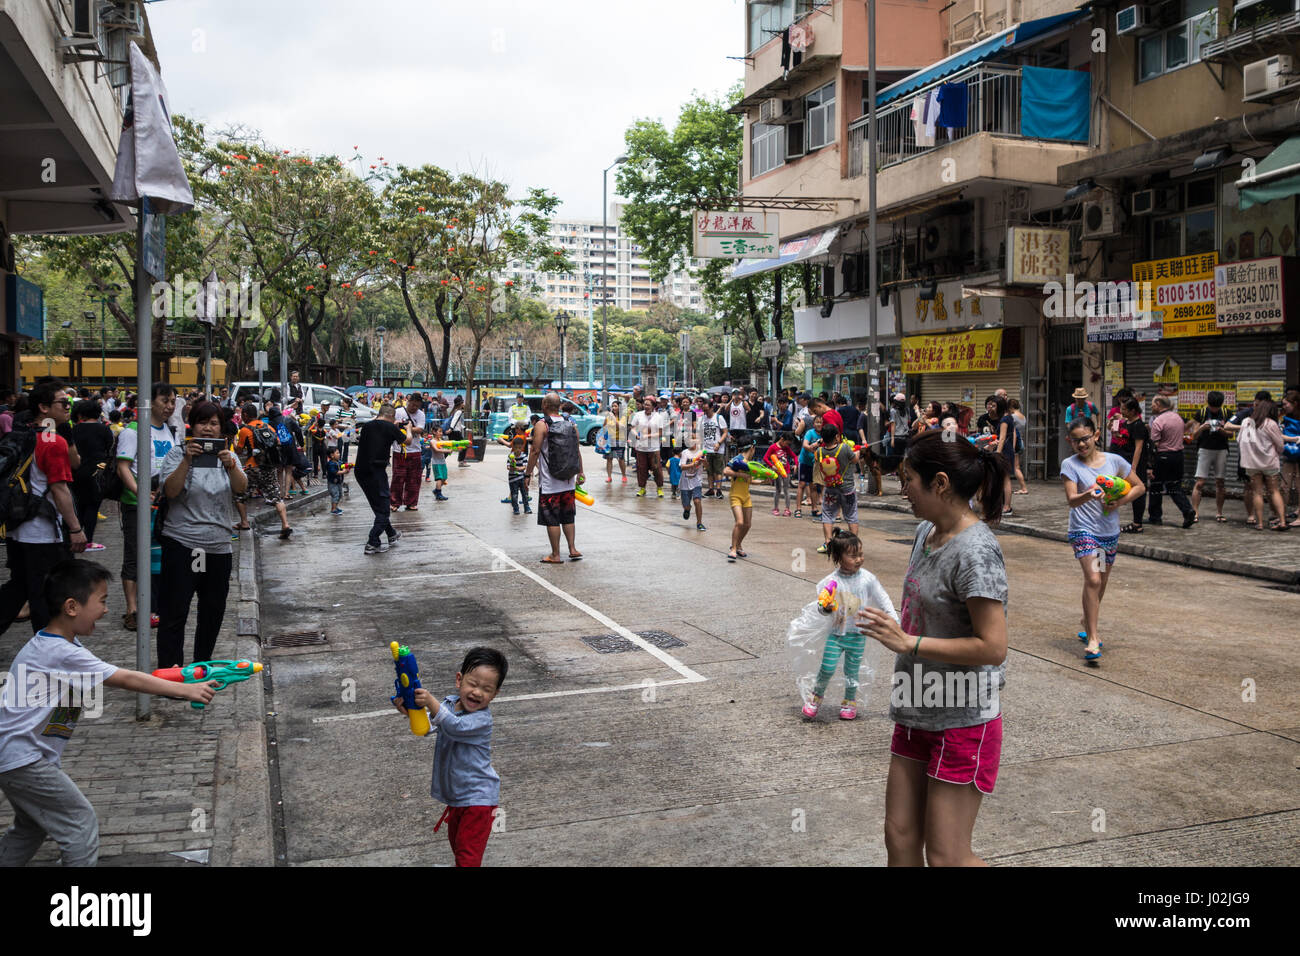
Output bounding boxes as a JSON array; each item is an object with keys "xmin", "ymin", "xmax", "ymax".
[{"xmin": 813, "ymin": 631, "xmax": 866, "ymax": 702}]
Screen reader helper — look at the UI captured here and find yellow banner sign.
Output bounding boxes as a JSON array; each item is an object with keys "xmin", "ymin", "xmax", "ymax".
[
  {"xmin": 902, "ymin": 328, "xmax": 1003, "ymax": 374},
  {"xmin": 1133, "ymin": 252, "xmax": 1220, "ymax": 338}
]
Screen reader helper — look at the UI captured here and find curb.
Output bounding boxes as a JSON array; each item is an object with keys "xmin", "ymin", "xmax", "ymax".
[
  {"xmin": 856, "ymin": 497, "xmax": 1300, "ymax": 586},
  {"xmin": 212, "ymin": 487, "xmax": 330, "ymax": 867}
]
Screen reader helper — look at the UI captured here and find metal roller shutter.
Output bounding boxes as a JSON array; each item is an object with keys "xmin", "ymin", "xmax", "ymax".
[
  {"xmin": 920, "ymin": 360, "xmax": 1022, "ymax": 409},
  {"xmin": 1121, "ymin": 333, "xmax": 1287, "ymax": 490}
]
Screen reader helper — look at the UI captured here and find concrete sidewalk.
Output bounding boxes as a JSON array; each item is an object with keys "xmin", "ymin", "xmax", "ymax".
[
  {"xmin": 854, "ymin": 475, "xmax": 1300, "ymax": 586},
  {"xmin": 0, "ymin": 486, "xmax": 325, "ymax": 867}
]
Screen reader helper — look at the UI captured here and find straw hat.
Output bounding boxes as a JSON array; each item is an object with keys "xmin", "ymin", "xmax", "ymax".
[{"xmin": 1071, "ymin": 387, "xmax": 1090, "ymax": 400}]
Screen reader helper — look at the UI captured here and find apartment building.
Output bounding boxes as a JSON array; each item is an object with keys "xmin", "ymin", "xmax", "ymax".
[
  {"xmin": 731, "ymin": 0, "xmax": 1299, "ymax": 477},
  {"xmin": 1, "ymin": 0, "xmax": 145, "ymax": 387},
  {"xmin": 506, "ymin": 208, "xmax": 706, "ymax": 314}
]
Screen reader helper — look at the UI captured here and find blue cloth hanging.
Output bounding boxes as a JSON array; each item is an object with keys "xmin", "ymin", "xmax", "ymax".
[
  {"xmin": 1021, "ymin": 67, "xmax": 1090, "ymax": 142},
  {"xmin": 936, "ymin": 82, "xmax": 968, "ymax": 128}
]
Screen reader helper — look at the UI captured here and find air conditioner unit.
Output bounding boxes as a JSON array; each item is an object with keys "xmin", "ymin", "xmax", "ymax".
[
  {"xmin": 771, "ymin": 98, "xmax": 806, "ymax": 126},
  {"xmin": 1116, "ymin": 5, "xmax": 1156, "ymax": 36},
  {"xmin": 758, "ymin": 98, "xmax": 784, "ymax": 125},
  {"xmin": 72, "ymin": 0, "xmax": 98, "ymax": 37},
  {"xmin": 1082, "ymin": 195, "xmax": 1122, "ymax": 239},
  {"xmin": 1130, "ymin": 189, "xmax": 1155, "ymax": 216},
  {"xmin": 1243, "ymin": 55, "xmax": 1299, "ymax": 101}
]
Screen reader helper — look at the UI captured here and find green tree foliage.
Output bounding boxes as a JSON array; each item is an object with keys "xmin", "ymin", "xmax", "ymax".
[{"xmin": 616, "ymin": 85, "xmax": 810, "ymax": 387}]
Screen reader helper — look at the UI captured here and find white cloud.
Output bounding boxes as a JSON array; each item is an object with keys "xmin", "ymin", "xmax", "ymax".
[{"xmin": 151, "ymin": 0, "xmax": 745, "ymax": 218}]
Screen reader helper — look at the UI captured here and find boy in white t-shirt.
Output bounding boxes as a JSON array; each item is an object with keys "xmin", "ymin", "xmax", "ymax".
[
  {"xmin": 0, "ymin": 560, "xmax": 216, "ymax": 866},
  {"xmin": 678, "ymin": 442, "xmax": 706, "ymax": 531}
]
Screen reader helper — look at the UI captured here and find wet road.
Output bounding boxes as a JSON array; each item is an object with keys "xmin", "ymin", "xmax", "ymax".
[{"xmin": 255, "ymin": 447, "xmax": 1300, "ymax": 866}]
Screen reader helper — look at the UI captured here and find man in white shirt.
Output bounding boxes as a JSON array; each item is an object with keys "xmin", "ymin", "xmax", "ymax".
[
  {"xmin": 727, "ymin": 391, "xmax": 748, "ymax": 433},
  {"xmin": 698, "ymin": 399, "xmax": 729, "ymax": 498},
  {"xmin": 391, "ymin": 394, "xmax": 426, "ymax": 511},
  {"xmin": 630, "ymin": 396, "xmax": 666, "ymax": 498}
]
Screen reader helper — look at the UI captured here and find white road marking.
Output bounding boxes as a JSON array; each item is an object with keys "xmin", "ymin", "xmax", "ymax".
[
  {"xmin": 311, "ymin": 677, "xmax": 699, "ymax": 724},
  {"xmin": 454, "ymin": 525, "xmax": 708, "ymax": 684}
]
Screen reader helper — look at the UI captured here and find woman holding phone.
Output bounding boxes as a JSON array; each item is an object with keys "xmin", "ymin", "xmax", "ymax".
[{"xmin": 157, "ymin": 402, "xmax": 248, "ymax": 669}]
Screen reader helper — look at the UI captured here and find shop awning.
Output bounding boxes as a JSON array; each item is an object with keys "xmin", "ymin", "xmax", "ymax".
[
  {"xmin": 876, "ymin": 8, "xmax": 1090, "ymax": 107},
  {"xmin": 729, "ymin": 225, "xmax": 840, "ymax": 281},
  {"xmin": 1237, "ymin": 134, "xmax": 1300, "ymax": 210}
]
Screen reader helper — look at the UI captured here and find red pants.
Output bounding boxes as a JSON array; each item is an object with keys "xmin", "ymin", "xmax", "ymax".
[
  {"xmin": 390, "ymin": 451, "xmax": 423, "ymax": 508},
  {"xmin": 434, "ymin": 805, "xmax": 496, "ymax": 867}
]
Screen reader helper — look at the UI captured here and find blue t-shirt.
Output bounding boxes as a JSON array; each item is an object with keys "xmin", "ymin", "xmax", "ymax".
[{"xmin": 1061, "ymin": 452, "xmax": 1131, "ymax": 537}]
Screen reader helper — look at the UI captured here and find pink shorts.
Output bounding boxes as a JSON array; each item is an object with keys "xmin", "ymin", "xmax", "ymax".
[{"xmin": 890, "ymin": 716, "xmax": 1003, "ymax": 794}]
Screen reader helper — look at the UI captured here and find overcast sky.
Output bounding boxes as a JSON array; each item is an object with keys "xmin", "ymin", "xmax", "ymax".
[{"xmin": 148, "ymin": 0, "xmax": 745, "ymax": 220}]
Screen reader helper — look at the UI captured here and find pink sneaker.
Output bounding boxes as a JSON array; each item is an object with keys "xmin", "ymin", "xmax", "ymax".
[
  {"xmin": 772, "ymin": 508, "xmax": 780, "ymax": 516},
  {"xmin": 839, "ymin": 702, "xmax": 857, "ymax": 720},
  {"xmin": 783, "ymin": 509, "xmax": 791, "ymax": 516},
  {"xmin": 621, "ymin": 476, "xmax": 627, "ymax": 483},
  {"xmin": 606, "ymin": 476, "xmax": 612, "ymax": 483},
  {"xmin": 802, "ymin": 695, "xmax": 822, "ymax": 719}
]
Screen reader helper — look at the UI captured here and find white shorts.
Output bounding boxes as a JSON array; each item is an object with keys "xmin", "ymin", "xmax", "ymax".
[{"xmin": 1195, "ymin": 448, "xmax": 1228, "ymax": 480}]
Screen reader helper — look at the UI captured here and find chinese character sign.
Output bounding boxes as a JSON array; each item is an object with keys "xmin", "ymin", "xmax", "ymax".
[
  {"xmin": 901, "ymin": 329, "xmax": 1003, "ymax": 374},
  {"xmin": 693, "ymin": 210, "xmax": 780, "ymax": 259},
  {"xmin": 1132, "ymin": 252, "xmax": 1219, "ymax": 338},
  {"xmin": 1214, "ymin": 256, "xmax": 1287, "ymax": 331},
  {"xmin": 1006, "ymin": 227, "xmax": 1069, "ymax": 284}
]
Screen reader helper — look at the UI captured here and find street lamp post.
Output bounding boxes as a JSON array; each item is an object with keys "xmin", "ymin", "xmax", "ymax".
[
  {"xmin": 86, "ymin": 284, "xmax": 122, "ymax": 387},
  {"xmin": 376, "ymin": 325, "xmax": 386, "ymax": 388},
  {"xmin": 554, "ymin": 310, "xmax": 571, "ymax": 393},
  {"xmin": 601, "ymin": 154, "xmax": 628, "ymax": 410}
]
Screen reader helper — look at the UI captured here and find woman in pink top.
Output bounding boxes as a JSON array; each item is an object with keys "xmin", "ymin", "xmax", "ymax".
[{"xmin": 1224, "ymin": 394, "xmax": 1288, "ymax": 531}]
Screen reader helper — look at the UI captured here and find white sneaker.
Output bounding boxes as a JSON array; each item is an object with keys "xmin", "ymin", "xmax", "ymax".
[{"xmin": 364, "ymin": 541, "xmax": 389, "ymax": 554}]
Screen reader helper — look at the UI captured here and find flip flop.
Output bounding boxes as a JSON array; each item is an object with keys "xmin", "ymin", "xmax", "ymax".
[
  {"xmin": 735, "ymin": 550, "xmax": 748, "ymax": 558},
  {"xmin": 1216, "ymin": 515, "xmax": 1227, "ymax": 522},
  {"xmin": 540, "ymin": 556, "xmax": 564, "ymax": 564},
  {"xmin": 727, "ymin": 552, "xmax": 737, "ymax": 562},
  {"xmin": 1084, "ymin": 642, "xmax": 1103, "ymax": 661},
  {"xmin": 568, "ymin": 553, "xmax": 583, "ymax": 561}
]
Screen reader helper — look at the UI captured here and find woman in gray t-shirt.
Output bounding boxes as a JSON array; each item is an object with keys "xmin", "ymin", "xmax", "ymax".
[
  {"xmin": 857, "ymin": 430, "xmax": 1009, "ymax": 867},
  {"xmin": 157, "ymin": 402, "xmax": 248, "ymax": 669}
]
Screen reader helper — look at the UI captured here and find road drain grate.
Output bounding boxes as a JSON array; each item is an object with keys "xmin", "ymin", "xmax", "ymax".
[
  {"xmin": 265, "ymin": 630, "xmax": 327, "ymax": 648},
  {"xmin": 581, "ymin": 629, "xmax": 686, "ymax": 654}
]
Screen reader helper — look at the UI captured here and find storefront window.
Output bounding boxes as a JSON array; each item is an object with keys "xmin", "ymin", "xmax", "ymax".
[
  {"xmin": 1185, "ymin": 209, "xmax": 1217, "ymax": 253},
  {"xmin": 1153, "ymin": 216, "xmax": 1182, "ymax": 259}
]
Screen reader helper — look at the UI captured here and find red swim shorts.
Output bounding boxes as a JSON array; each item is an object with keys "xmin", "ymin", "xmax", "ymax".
[{"xmin": 890, "ymin": 716, "xmax": 1002, "ymax": 794}]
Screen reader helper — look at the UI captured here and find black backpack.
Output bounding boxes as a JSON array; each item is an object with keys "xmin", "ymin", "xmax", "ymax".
[
  {"xmin": 544, "ymin": 417, "xmax": 582, "ymax": 481},
  {"xmin": 0, "ymin": 427, "xmax": 57, "ymax": 539},
  {"xmin": 95, "ymin": 429, "xmax": 126, "ymax": 501},
  {"xmin": 250, "ymin": 421, "xmax": 284, "ymax": 467}
]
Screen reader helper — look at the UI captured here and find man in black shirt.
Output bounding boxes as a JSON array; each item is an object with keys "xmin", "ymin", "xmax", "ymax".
[
  {"xmin": 1188, "ymin": 389, "xmax": 1230, "ymax": 522},
  {"xmin": 354, "ymin": 404, "xmax": 406, "ymax": 554}
]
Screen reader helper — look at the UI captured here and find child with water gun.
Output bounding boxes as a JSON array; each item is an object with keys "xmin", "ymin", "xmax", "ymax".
[
  {"xmin": 506, "ymin": 435, "xmax": 532, "ymax": 515},
  {"xmin": 0, "ymin": 560, "xmax": 219, "ymax": 866},
  {"xmin": 815, "ymin": 424, "xmax": 860, "ymax": 553},
  {"xmin": 393, "ymin": 646, "xmax": 509, "ymax": 868},
  {"xmin": 723, "ymin": 441, "xmax": 758, "ymax": 562},
  {"xmin": 793, "ymin": 529, "xmax": 898, "ymax": 721},
  {"xmin": 326, "ymin": 446, "xmax": 345, "ymax": 515},
  {"xmin": 1060, "ymin": 417, "xmax": 1143, "ymax": 663},
  {"xmin": 764, "ymin": 433, "xmax": 796, "ymax": 516},
  {"xmin": 427, "ymin": 424, "xmax": 449, "ymax": 502}
]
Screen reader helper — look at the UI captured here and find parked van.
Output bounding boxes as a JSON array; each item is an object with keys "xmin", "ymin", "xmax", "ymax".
[
  {"xmin": 229, "ymin": 382, "xmax": 375, "ymax": 421},
  {"xmin": 486, "ymin": 394, "xmax": 605, "ymax": 445}
]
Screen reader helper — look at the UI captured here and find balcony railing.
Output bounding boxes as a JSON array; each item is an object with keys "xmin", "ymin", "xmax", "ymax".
[
  {"xmin": 849, "ymin": 64, "xmax": 1025, "ymax": 174},
  {"xmin": 1201, "ymin": 9, "xmax": 1300, "ymax": 60}
]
